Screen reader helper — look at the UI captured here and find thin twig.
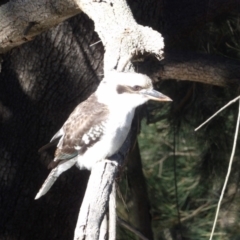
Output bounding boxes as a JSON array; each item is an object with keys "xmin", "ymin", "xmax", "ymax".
[
  {"xmin": 109, "ymin": 181, "xmax": 116, "ymax": 240},
  {"xmin": 209, "ymin": 98, "xmax": 240, "ymax": 240},
  {"xmin": 117, "ymin": 217, "xmax": 149, "ymax": 240},
  {"xmin": 116, "ymin": 185, "xmax": 129, "ymax": 212},
  {"xmin": 180, "ymin": 203, "xmax": 209, "ymax": 222},
  {"xmin": 195, "ymin": 96, "xmax": 240, "ymax": 131},
  {"xmin": 151, "ymin": 152, "xmax": 198, "ymax": 168},
  {"xmin": 90, "ymin": 40, "xmax": 102, "ymax": 47}
]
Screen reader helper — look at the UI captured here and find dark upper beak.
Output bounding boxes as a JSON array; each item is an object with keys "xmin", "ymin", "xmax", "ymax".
[{"xmin": 141, "ymin": 89, "xmax": 172, "ymax": 102}]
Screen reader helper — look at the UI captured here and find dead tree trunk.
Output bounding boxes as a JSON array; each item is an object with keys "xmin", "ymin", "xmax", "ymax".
[
  {"xmin": 1, "ymin": 0, "xmax": 240, "ymax": 239},
  {"xmin": 0, "ymin": 13, "xmax": 103, "ymax": 240}
]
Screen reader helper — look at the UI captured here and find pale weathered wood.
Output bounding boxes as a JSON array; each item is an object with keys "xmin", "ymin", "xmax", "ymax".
[
  {"xmin": 99, "ymin": 214, "xmax": 108, "ymax": 240},
  {"xmin": 0, "ymin": 0, "xmax": 80, "ymax": 53},
  {"xmin": 109, "ymin": 181, "xmax": 116, "ymax": 240},
  {"xmin": 74, "ymin": 0, "xmax": 164, "ymax": 72},
  {"xmin": 71, "ymin": 1, "xmax": 164, "ymax": 239},
  {"xmin": 74, "ymin": 122, "xmax": 135, "ymax": 240},
  {"xmin": 1, "ymin": 0, "xmax": 240, "ymax": 87},
  {"xmin": 74, "ymin": 161, "xmax": 118, "ymax": 240}
]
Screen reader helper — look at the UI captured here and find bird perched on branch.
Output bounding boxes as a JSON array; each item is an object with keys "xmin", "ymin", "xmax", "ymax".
[{"xmin": 35, "ymin": 71, "xmax": 171, "ymax": 199}]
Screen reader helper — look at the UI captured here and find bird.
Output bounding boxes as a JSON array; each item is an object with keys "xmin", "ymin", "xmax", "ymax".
[{"xmin": 35, "ymin": 71, "xmax": 172, "ymax": 199}]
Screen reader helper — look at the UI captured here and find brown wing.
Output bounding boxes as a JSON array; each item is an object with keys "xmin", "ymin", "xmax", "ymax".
[{"xmin": 48, "ymin": 94, "xmax": 109, "ymax": 168}]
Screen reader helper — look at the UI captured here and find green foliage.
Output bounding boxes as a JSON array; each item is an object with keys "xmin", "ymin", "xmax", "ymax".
[
  {"xmin": 117, "ymin": 11, "xmax": 240, "ymax": 240},
  {"xmin": 117, "ymin": 87, "xmax": 240, "ymax": 239},
  {"xmin": 199, "ymin": 13, "xmax": 240, "ymax": 59},
  {"xmin": 138, "ymin": 115, "xmax": 240, "ymax": 239}
]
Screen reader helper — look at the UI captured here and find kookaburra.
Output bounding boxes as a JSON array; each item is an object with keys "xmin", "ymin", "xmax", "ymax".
[{"xmin": 35, "ymin": 71, "xmax": 171, "ymax": 199}]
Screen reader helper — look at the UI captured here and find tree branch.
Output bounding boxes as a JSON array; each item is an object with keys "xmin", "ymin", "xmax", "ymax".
[
  {"xmin": 138, "ymin": 52, "xmax": 240, "ymax": 87},
  {"xmin": 74, "ymin": 0, "xmax": 164, "ymax": 71},
  {"xmin": 71, "ymin": 1, "xmax": 165, "ymax": 238},
  {"xmin": 74, "ymin": 127, "xmax": 136, "ymax": 240},
  {"xmin": 74, "ymin": 161, "xmax": 118, "ymax": 240},
  {"xmin": 161, "ymin": 52, "xmax": 240, "ymax": 87},
  {"xmin": 0, "ymin": 0, "xmax": 80, "ymax": 53},
  {"xmin": 109, "ymin": 181, "xmax": 116, "ymax": 240},
  {"xmin": 117, "ymin": 217, "xmax": 149, "ymax": 240},
  {"xmin": 1, "ymin": 0, "xmax": 240, "ymax": 87}
]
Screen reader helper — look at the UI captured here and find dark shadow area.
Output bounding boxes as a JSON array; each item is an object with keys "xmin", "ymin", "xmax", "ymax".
[{"xmin": 0, "ymin": 13, "xmax": 103, "ymax": 240}]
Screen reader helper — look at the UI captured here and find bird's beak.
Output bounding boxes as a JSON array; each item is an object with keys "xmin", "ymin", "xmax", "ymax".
[{"xmin": 141, "ymin": 89, "xmax": 172, "ymax": 102}]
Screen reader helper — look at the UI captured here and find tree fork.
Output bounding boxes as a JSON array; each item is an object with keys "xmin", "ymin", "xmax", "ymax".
[
  {"xmin": 71, "ymin": 1, "xmax": 164, "ymax": 239},
  {"xmin": 74, "ymin": 0, "xmax": 164, "ymax": 72}
]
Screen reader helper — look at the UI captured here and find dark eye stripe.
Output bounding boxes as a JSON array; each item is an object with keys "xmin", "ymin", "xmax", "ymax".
[
  {"xmin": 116, "ymin": 85, "xmax": 143, "ymax": 94},
  {"xmin": 116, "ymin": 85, "xmax": 129, "ymax": 94},
  {"xmin": 132, "ymin": 85, "xmax": 142, "ymax": 91}
]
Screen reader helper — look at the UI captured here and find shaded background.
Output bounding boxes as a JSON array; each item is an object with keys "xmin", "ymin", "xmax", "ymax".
[{"xmin": 1, "ymin": 0, "xmax": 240, "ymax": 239}]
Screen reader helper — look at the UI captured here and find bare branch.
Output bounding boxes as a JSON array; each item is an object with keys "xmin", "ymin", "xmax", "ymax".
[
  {"xmin": 74, "ymin": 121, "xmax": 137, "ymax": 240},
  {"xmin": 0, "ymin": 0, "xmax": 80, "ymax": 53},
  {"xmin": 109, "ymin": 181, "xmax": 116, "ymax": 240},
  {"xmin": 161, "ymin": 52, "xmax": 240, "ymax": 87},
  {"xmin": 195, "ymin": 96, "xmax": 240, "ymax": 131},
  {"xmin": 117, "ymin": 217, "xmax": 149, "ymax": 240},
  {"xmin": 209, "ymin": 99, "xmax": 240, "ymax": 240},
  {"xmin": 138, "ymin": 52, "xmax": 240, "ymax": 87},
  {"xmin": 74, "ymin": 0, "xmax": 164, "ymax": 71},
  {"xmin": 1, "ymin": 1, "xmax": 240, "ymax": 88},
  {"xmin": 74, "ymin": 161, "xmax": 118, "ymax": 240}
]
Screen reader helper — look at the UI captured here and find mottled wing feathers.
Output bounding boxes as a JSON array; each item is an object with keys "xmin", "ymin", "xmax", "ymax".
[{"xmin": 47, "ymin": 94, "xmax": 109, "ymax": 168}]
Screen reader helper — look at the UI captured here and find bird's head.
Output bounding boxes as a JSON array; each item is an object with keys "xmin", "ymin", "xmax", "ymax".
[{"xmin": 97, "ymin": 71, "xmax": 172, "ymax": 108}]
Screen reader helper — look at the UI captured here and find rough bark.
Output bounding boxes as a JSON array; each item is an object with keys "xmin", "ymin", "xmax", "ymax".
[
  {"xmin": 0, "ymin": 0, "xmax": 240, "ymax": 239},
  {"xmin": 129, "ymin": 0, "xmax": 240, "ymax": 87},
  {"xmin": 1, "ymin": 1, "xmax": 164, "ymax": 239},
  {"xmin": 0, "ymin": 0, "xmax": 80, "ymax": 53},
  {"xmin": 0, "ymin": 0, "xmax": 239, "ymax": 88},
  {"xmin": 0, "ymin": 0, "xmax": 164, "ymax": 64},
  {"xmin": 160, "ymin": 52, "xmax": 240, "ymax": 87},
  {"xmin": 137, "ymin": 52, "xmax": 240, "ymax": 87},
  {"xmin": 74, "ymin": 0, "xmax": 164, "ymax": 71},
  {"xmin": 73, "ymin": 126, "xmax": 139, "ymax": 240},
  {"xmin": 74, "ymin": 161, "xmax": 118, "ymax": 240},
  {"xmin": 70, "ymin": 1, "xmax": 165, "ymax": 239},
  {"xmin": 0, "ymin": 13, "xmax": 103, "ymax": 240}
]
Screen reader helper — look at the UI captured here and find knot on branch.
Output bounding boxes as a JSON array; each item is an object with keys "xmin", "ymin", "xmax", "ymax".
[{"xmin": 104, "ymin": 25, "xmax": 164, "ymax": 71}]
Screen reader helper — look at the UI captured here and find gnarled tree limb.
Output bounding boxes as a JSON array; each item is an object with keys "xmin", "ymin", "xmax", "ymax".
[
  {"xmin": 74, "ymin": 128, "xmax": 136, "ymax": 240},
  {"xmin": 0, "ymin": 0, "xmax": 239, "ymax": 87},
  {"xmin": 74, "ymin": 0, "xmax": 164, "ymax": 71},
  {"xmin": 0, "ymin": 0, "xmax": 80, "ymax": 53},
  {"xmin": 74, "ymin": 161, "xmax": 119, "ymax": 240},
  {"xmin": 72, "ymin": 1, "xmax": 164, "ymax": 239},
  {"xmin": 138, "ymin": 52, "xmax": 240, "ymax": 87},
  {"xmin": 160, "ymin": 52, "xmax": 240, "ymax": 87}
]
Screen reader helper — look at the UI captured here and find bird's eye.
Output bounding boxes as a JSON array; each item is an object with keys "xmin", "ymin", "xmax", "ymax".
[{"xmin": 132, "ymin": 85, "xmax": 142, "ymax": 91}]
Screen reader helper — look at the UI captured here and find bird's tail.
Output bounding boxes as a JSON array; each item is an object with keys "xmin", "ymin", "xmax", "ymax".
[
  {"xmin": 35, "ymin": 158, "xmax": 77, "ymax": 199},
  {"xmin": 35, "ymin": 168, "xmax": 58, "ymax": 200}
]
